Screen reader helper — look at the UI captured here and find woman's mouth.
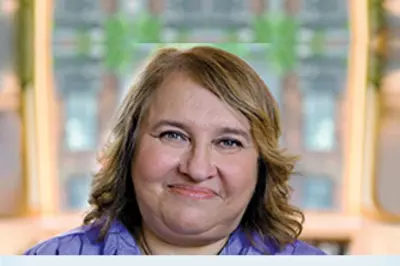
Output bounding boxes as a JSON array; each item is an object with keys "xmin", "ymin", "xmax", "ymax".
[{"xmin": 167, "ymin": 184, "xmax": 217, "ymax": 199}]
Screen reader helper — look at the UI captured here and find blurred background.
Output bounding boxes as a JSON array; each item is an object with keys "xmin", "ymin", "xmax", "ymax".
[{"xmin": 0, "ymin": 0, "xmax": 399, "ymax": 255}]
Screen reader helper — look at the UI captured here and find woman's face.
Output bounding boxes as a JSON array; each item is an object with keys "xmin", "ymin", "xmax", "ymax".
[{"xmin": 132, "ymin": 73, "xmax": 259, "ymax": 245}]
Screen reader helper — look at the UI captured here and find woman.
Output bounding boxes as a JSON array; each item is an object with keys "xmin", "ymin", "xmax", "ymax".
[{"xmin": 25, "ymin": 46, "xmax": 325, "ymax": 255}]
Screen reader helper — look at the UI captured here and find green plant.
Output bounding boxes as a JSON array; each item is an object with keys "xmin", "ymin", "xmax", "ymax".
[
  {"xmin": 212, "ymin": 43, "xmax": 251, "ymax": 58},
  {"xmin": 100, "ymin": 11, "xmax": 303, "ymax": 75},
  {"xmin": 368, "ymin": 0, "xmax": 386, "ymax": 89},
  {"xmin": 103, "ymin": 12, "xmax": 162, "ymax": 73},
  {"xmin": 103, "ymin": 14, "xmax": 133, "ymax": 72},
  {"xmin": 369, "ymin": 0, "xmax": 385, "ymax": 35},
  {"xmin": 252, "ymin": 12, "xmax": 299, "ymax": 75}
]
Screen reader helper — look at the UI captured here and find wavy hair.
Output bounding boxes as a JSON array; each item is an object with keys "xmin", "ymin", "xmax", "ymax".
[{"xmin": 83, "ymin": 45, "xmax": 304, "ymax": 252}]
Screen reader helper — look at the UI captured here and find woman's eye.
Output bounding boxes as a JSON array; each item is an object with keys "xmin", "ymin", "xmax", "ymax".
[
  {"xmin": 218, "ymin": 138, "xmax": 243, "ymax": 149},
  {"xmin": 159, "ymin": 131, "xmax": 187, "ymax": 142}
]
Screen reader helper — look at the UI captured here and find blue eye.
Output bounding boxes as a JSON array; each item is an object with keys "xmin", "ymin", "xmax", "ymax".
[
  {"xmin": 218, "ymin": 138, "xmax": 243, "ymax": 148},
  {"xmin": 159, "ymin": 131, "xmax": 187, "ymax": 142}
]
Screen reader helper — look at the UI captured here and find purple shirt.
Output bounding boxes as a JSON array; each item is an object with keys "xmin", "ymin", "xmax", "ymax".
[{"xmin": 25, "ymin": 220, "xmax": 325, "ymax": 255}]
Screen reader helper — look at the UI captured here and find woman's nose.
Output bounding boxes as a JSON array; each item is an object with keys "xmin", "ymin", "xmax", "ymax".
[{"xmin": 178, "ymin": 144, "xmax": 217, "ymax": 182}]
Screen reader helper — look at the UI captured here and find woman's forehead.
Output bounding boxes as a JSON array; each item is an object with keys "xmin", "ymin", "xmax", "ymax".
[{"xmin": 143, "ymin": 72, "xmax": 251, "ymax": 133}]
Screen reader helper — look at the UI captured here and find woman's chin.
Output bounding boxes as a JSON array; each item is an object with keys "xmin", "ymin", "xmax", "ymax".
[{"xmin": 162, "ymin": 209, "xmax": 214, "ymax": 236}]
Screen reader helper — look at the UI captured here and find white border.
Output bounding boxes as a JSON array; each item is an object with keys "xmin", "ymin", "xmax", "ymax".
[{"xmin": 2, "ymin": 256, "xmax": 400, "ymax": 266}]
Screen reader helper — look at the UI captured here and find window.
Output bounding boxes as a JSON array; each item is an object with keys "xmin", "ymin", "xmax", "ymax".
[
  {"xmin": 120, "ymin": 0, "xmax": 146, "ymax": 16},
  {"xmin": 302, "ymin": 90, "xmax": 336, "ymax": 151},
  {"xmin": 300, "ymin": 68, "xmax": 342, "ymax": 152},
  {"xmin": 163, "ymin": 0, "xmax": 250, "ymax": 27},
  {"xmin": 181, "ymin": 0, "xmax": 202, "ymax": 12},
  {"xmin": 301, "ymin": 0, "xmax": 347, "ymax": 14},
  {"xmin": 64, "ymin": 88, "xmax": 98, "ymax": 151},
  {"xmin": 211, "ymin": 0, "xmax": 248, "ymax": 15},
  {"xmin": 53, "ymin": 0, "xmax": 104, "ymax": 153},
  {"xmin": 64, "ymin": 174, "xmax": 91, "ymax": 210},
  {"xmin": 298, "ymin": 0, "xmax": 348, "ymax": 28},
  {"xmin": 0, "ymin": 0, "xmax": 21, "ymax": 216},
  {"xmin": 0, "ymin": 1, "xmax": 14, "ymax": 91},
  {"xmin": 289, "ymin": 174, "xmax": 335, "ymax": 210},
  {"xmin": 55, "ymin": 0, "xmax": 103, "ymax": 22},
  {"xmin": 267, "ymin": 0, "xmax": 284, "ymax": 13},
  {"xmin": 166, "ymin": 0, "xmax": 247, "ymax": 16},
  {"xmin": 302, "ymin": 175, "xmax": 335, "ymax": 210}
]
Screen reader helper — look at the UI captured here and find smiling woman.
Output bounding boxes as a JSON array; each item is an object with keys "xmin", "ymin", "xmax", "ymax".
[
  {"xmin": 132, "ymin": 72, "xmax": 260, "ymax": 251},
  {"xmin": 24, "ymin": 46, "xmax": 324, "ymax": 255}
]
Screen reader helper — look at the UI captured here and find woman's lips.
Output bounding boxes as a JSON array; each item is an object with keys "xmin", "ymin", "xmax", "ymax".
[{"xmin": 168, "ymin": 184, "xmax": 217, "ymax": 199}]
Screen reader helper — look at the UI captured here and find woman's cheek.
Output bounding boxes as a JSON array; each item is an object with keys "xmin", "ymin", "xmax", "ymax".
[{"xmin": 216, "ymin": 154, "xmax": 258, "ymax": 194}]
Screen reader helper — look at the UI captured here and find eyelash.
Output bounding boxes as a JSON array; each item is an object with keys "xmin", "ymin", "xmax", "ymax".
[
  {"xmin": 158, "ymin": 131, "xmax": 187, "ymax": 141},
  {"xmin": 158, "ymin": 131, "xmax": 243, "ymax": 149},
  {"xmin": 216, "ymin": 138, "xmax": 243, "ymax": 148}
]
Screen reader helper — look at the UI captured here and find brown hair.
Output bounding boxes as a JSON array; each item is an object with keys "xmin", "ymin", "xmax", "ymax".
[{"xmin": 84, "ymin": 45, "xmax": 304, "ymax": 252}]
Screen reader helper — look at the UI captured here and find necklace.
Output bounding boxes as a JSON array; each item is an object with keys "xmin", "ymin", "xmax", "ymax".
[
  {"xmin": 140, "ymin": 230, "xmax": 153, "ymax": 255},
  {"xmin": 140, "ymin": 231, "xmax": 228, "ymax": 255}
]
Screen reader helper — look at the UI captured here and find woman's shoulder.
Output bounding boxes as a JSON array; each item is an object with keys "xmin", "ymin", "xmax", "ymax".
[
  {"xmin": 24, "ymin": 224, "xmax": 103, "ymax": 255},
  {"xmin": 24, "ymin": 220, "xmax": 141, "ymax": 255},
  {"xmin": 229, "ymin": 229, "xmax": 326, "ymax": 255},
  {"xmin": 282, "ymin": 239, "xmax": 326, "ymax": 255}
]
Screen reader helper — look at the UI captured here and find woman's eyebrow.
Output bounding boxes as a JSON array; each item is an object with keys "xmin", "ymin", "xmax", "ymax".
[{"xmin": 151, "ymin": 119, "xmax": 190, "ymax": 132}]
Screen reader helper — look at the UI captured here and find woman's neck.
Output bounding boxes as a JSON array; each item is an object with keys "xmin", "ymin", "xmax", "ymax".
[{"xmin": 139, "ymin": 225, "xmax": 229, "ymax": 255}]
